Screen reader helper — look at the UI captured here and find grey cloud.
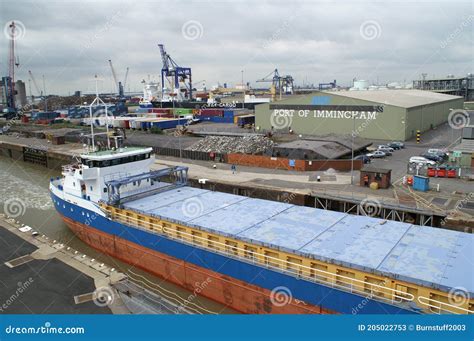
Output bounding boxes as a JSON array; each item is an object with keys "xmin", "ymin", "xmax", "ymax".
[{"xmin": 0, "ymin": 0, "xmax": 472, "ymax": 95}]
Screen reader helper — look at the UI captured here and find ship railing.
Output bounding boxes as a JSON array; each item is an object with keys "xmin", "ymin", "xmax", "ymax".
[
  {"xmin": 61, "ymin": 163, "xmax": 80, "ymax": 175},
  {"xmin": 417, "ymin": 296, "xmax": 472, "ymax": 315},
  {"xmin": 106, "ymin": 209, "xmax": 430, "ymax": 311}
]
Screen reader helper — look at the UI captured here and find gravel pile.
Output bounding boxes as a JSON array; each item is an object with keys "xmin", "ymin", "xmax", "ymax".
[{"xmin": 187, "ymin": 135, "xmax": 273, "ymax": 154}]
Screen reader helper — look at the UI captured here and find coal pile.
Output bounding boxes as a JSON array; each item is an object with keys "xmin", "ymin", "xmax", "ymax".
[{"xmin": 187, "ymin": 135, "xmax": 273, "ymax": 154}]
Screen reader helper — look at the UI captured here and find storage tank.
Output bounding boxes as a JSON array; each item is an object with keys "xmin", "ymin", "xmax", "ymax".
[{"xmin": 353, "ymin": 80, "xmax": 369, "ymax": 90}]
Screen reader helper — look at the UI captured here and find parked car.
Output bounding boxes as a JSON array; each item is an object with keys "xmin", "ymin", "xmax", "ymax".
[
  {"xmin": 354, "ymin": 155, "xmax": 371, "ymax": 164},
  {"xmin": 409, "ymin": 156, "xmax": 436, "ymax": 166},
  {"xmin": 388, "ymin": 141, "xmax": 404, "ymax": 149},
  {"xmin": 377, "ymin": 145, "xmax": 393, "ymax": 155},
  {"xmin": 427, "ymin": 149, "xmax": 448, "ymax": 160},
  {"xmin": 367, "ymin": 150, "xmax": 386, "ymax": 158},
  {"xmin": 420, "ymin": 153, "xmax": 443, "ymax": 162}
]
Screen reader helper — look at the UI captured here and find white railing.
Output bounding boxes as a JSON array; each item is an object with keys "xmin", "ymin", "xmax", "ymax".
[
  {"xmin": 417, "ymin": 296, "xmax": 472, "ymax": 315},
  {"xmin": 61, "ymin": 164, "xmax": 80, "ymax": 174},
  {"xmin": 106, "ymin": 208, "xmax": 424, "ymax": 311}
]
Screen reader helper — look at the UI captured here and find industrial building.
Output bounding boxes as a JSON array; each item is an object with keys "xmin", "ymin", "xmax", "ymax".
[
  {"xmin": 255, "ymin": 90, "xmax": 464, "ymax": 141},
  {"xmin": 413, "ymin": 74, "xmax": 474, "ymax": 101},
  {"xmin": 15, "ymin": 80, "xmax": 27, "ymax": 107}
]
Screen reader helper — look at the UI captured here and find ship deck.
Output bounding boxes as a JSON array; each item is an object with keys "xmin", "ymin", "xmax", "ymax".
[{"xmin": 122, "ymin": 186, "xmax": 473, "ymax": 295}]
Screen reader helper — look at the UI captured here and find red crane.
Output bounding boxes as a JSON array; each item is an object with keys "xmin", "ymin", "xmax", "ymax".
[{"xmin": 6, "ymin": 21, "xmax": 20, "ymax": 110}]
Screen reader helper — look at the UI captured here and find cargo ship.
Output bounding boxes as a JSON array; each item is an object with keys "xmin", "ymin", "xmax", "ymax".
[{"xmin": 50, "ymin": 141, "xmax": 473, "ymax": 314}]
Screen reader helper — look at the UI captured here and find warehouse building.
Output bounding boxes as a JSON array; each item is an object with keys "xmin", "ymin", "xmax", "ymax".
[{"xmin": 255, "ymin": 90, "xmax": 464, "ymax": 141}]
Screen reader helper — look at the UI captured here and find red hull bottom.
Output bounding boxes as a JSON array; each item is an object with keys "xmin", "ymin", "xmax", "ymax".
[{"xmin": 61, "ymin": 215, "xmax": 334, "ymax": 314}]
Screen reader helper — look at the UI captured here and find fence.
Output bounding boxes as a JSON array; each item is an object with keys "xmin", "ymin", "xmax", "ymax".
[
  {"xmin": 153, "ymin": 146, "xmax": 227, "ymax": 162},
  {"xmin": 227, "ymin": 153, "xmax": 362, "ymax": 172}
]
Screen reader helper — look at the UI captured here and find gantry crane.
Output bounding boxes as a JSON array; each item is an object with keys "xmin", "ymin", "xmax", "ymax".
[
  {"xmin": 158, "ymin": 44, "xmax": 192, "ymax": 101},
  {"xmin": 256, "ymin": 68, "xmax": 294, "ymax": 100}
]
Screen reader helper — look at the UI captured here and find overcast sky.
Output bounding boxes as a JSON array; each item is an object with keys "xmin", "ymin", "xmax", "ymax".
[{"xmin": 1, "ymin": 0, "xmax": 473, "ymax": 95}]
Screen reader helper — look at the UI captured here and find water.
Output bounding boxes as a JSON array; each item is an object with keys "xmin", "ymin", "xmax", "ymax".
[{"xmin": 0, "ymin": 155, "xmax": 233, "ymax": 314}]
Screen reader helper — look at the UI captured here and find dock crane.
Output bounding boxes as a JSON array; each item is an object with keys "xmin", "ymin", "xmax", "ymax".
[
  {"xmin": 108, "ymin": 60, "xmax": 128, "ymax": 98},
  {"xmin": 28, "ymin": 70, "xmax": 47, "ymax": 111},
  {"xmin": 256, "ymin": 69, "xmax": 294, "ymax": 100},
  {"xmin": 2, "ymin": 21, "xmax": 20, "ymax": 114},
  {"xmin": 123, "ymin": 67, "xmax": 129, "ymax": 93},
  {"xmin": 158, "ymin": 44, "xmax": 192, "ymax": 101}
]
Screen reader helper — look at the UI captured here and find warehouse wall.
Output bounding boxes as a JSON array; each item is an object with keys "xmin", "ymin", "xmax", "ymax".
[
  {"xmin": 405, "ymin": 98, "xmax": 465, "ymax": 139},
  {"xmin": 255, "ymin": 92, "xmax": 407, "ymax": 141}
]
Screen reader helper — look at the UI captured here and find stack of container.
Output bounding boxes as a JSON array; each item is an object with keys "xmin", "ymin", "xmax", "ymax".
[
  {"xmin": 31, "ymin": 111, "xmax": 60, "ymax": 124},
  {"xmin": 68, "ymin": 103, "xmax": 127, "ymax": 118}
]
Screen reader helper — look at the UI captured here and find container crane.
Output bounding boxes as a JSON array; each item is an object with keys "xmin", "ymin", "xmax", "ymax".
[
  {"xmin": 256, "ymin": 68, "xmax": 294, "ymax": 100},
  {"xmin": 158, "ymin": 44, "xmax": 192, "ymax": 101}
]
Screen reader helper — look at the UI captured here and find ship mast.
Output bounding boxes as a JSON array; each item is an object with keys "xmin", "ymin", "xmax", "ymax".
[{"xmin": 88, "ymin": 75, "xmax": 111, "ymax": 152}]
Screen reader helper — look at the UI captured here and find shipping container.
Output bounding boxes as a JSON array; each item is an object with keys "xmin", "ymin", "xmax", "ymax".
[
  {"xmin": 199, "ymin": 109, "xmax": 224, "ymax": 117},
  {"xmin": 223, "ymin": 110, "xmax": 234, "ymax": 118}
]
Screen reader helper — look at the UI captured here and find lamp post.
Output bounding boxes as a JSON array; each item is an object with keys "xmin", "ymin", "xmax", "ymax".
[
  {"xmin": 350, "ymin": 113, "xmax": 355, "ymax": 185},
  {"xmin": 241, "ymin": 70, "xmax": 245, "ymax": 109}
]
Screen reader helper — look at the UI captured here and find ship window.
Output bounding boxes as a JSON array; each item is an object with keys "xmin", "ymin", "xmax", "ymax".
[{"xmin": 103, "ymin": 187, "xmax": 107, "ymax": 193}]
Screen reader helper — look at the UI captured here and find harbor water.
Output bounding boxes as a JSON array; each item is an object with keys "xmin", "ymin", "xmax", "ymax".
[{"xmin": 0, "ymin": 155, "xmax": 233, "ymax": 314}]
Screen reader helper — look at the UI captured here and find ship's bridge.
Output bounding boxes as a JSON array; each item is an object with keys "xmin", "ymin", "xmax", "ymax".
[{"xmin": 80, "ymin": 146, "xmax": 153, "ymax": 168}]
